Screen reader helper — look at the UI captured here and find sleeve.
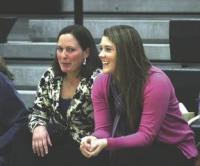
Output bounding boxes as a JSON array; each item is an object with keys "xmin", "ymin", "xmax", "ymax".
[
  {"xmin": 0, "ymin": 74, "xmax": 27, "ymax": 127},
  {"xmin": 91, "ymin": 74, "xmax": 112, "ymax": 138},
  {"xmin": 0, "ymin": 73, "xmax": 29, "ymax": 151},
  {"xmin": 28, "ymin": 69, "xmax": 53, "ymax": 132},
  {"xmin": 106, "ymin": 73, "xmax": 172, "ymax": 150}
]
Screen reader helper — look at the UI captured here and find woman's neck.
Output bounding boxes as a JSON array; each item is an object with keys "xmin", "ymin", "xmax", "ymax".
[
  {"xmin": 61, "ymin": 74, "xmax": 80, "ymax": 99},
  {"xmin": 63, "ymin": 73, "xmax": 81, "ymax": 89}
]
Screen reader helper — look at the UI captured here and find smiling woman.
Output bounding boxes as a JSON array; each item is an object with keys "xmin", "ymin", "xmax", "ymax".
[
  {"xmin": 98, "ymin": 36, "xmax": 116, "ymax": 74},
  {"xmin": 80, "ymin": 25, "xmax": 198, "ymax": 166}
]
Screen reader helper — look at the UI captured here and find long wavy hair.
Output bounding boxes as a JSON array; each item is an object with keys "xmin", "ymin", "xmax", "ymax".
[
  {"xmin": 104, "ymin": 25, "xmax": 151, "ymax": 131},
  {"xmin": 52, "ymin": 25, "xmax": 102, "ymax": 78},
  {"xmin": 0, "ymin": 56, "xmax": 14, "ymax": 80}
]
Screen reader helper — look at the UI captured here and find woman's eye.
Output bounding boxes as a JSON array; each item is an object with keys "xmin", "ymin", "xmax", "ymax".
[
  {"xmin": 56, "ymin": 46, "xmax": 76, "ymax": 53},
  {"xmin": 66, "ymin": 47, "xmax": 75, "ymax": 53},
  {"xmin": 56, "ymin": 46, "xmax": 63, "ymax": 52},
  {"xmin": 98, "ymin": 46, "xmax": 103, "ymax": 52},
  {"xmin": 99, "ymin": 47, "xmax": 103, "ymax": 52},
  {"xmin": 105, "ymin": 47, "xmax": 112, "ymax": 52}
]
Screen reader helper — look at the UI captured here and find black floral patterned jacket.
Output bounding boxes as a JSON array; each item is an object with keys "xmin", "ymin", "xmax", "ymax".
[{"xmin": 28, "ymin": 67, "xmax": 101, "ymax": 143}]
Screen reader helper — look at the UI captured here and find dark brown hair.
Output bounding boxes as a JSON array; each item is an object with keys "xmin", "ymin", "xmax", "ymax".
[{"xmin": 104, "ymin": 25, "xmax": 151, "ymax": 131}]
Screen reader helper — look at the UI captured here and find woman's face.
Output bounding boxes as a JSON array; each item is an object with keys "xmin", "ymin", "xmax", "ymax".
[
  {"xmin": 56, "ymin": 33, "xmax": 88, "ymax": 75},
  {"xmin": 99, "ymin": 36, "xmax": 116, "ymax": 74}
]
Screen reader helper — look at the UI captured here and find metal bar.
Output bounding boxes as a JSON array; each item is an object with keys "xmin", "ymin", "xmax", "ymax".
[{"xmin": 74, "ymin": 0, "xmax": 83, "ymax": 25}]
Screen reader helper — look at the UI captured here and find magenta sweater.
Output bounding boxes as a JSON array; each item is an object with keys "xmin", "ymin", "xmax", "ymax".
[{"xmin": 92, "ymin": 66, "xmax": 198, "ymax": 159}]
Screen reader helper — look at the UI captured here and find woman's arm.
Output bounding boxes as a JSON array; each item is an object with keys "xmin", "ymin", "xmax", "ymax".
[
  {"xmin": 0, "ymin": 73, "xmax": 28, "ymax": 150},
  {"xmin": 28, "ymin": 69, "xmax": 53, "ymax": 132},
  {"xmin": 106, "ymin": 72, "xmax": 172, "ymax": 150},
  {"xmin": 28, "ymin": 68, "xmax": 55, "ymax": 157},
  {"xmin": 81, "ymin": 72, "xmax": 172, "ymax": 157},
  {"xmin": 91, "ymin": 74, "xmax": 112, "ymax": 138}
]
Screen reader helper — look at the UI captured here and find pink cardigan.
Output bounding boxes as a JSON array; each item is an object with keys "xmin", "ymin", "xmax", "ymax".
[{"xmin": 92, "ymin": 66, "xmax": 198, "ymax": 159}]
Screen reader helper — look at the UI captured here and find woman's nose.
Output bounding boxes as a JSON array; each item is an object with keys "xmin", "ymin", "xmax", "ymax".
[
  {"xmin": 99, "ymin": 50, "xmax": 106, "ymax": 58},
  {"xmin": 62, "ymin": 49, "xmax": 69, "ymax": 56}
]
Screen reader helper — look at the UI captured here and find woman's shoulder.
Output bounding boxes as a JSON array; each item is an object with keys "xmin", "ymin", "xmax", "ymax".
[
  {"xmin": 40, "ymin": 67, "xmax": 58, "ymax": 81},
  {"xmin": 149, "ymin": 66, "xmax": 163, "ymax": 74},
  {"xmin": 148, "ymin": 66, "xmax": 169, "ymax": 80},
  {"xmin": 0, "ymin": 72, "xmax": 7, "ymax": 81},
  {"xmin": 146, "ymin": 66, "xmax": 172, "ymax": 89},
  {"xmin": 37, "ymin": 67, "xmax": 61, "ymax": 89},
  {"xmin": 95, "ymin": 72, "xmax": 110, "ymax": 82},
  {"xmin": 0, "ymin": 72, "xmax": 13, "ymax": 87},
  {"xmin": 43, "ymin": 67, "xmax": 55, "ymax": 77},
  {"xmin": 91, "ymin": 73, "xmax": 111, "ymax": 101},
  {"xmin": 0, "ymin": 72, "xmax": 17, "ymax": 98},
  {"xmin": 92, "ymin": 72, "xmax": 111, "ymax": 90}
]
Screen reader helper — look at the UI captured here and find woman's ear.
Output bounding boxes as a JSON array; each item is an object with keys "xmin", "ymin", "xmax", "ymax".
[{"xmin": 83, "ymin": 48, "xmax": 90, "ymax": 59}]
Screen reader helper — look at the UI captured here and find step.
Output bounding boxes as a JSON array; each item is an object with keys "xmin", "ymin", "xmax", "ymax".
[
  {"xmin": 8, "ymin": 64, "xmax": 49, "ymax": 89},
  {"xmin": 29, "ymin": 19, "xmax": 169, "ymax": 42},
  {"xmin": 0, "ymin": 42, "xmax": 170, "ymax": 61},
  {"xmin": 62, "ymin": 0, "xmax": 200, "ymax": 13},
  {"xmin": 18, "ymin": 90, "xmax": 35, "ymax": 108},
  {"xmin": 0, "ymin": 42, "xmax": 55, "ymax": 59}
]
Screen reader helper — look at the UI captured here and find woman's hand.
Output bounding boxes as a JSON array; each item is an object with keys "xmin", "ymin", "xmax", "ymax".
[
  {"xmin": 89, "ymin": 138, "xmax": 108, "ymax": 157},
  {"xmin": 80, "ymin": 135, "xmax": 97, "ymax": 158},
  {"xmin": 32, "ymin": 125, "xmax": 52, "ymax": 157},
  {"xmin": 80, "ymin": 136, "xmax": 107, "ymax": 158}
]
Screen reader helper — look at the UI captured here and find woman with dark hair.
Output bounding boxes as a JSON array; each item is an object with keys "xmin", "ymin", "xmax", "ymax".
[
  {"xmin": 80, "ymin": 25, "xmax": 198, "ymax": 166},
  {"xmin": 10, "ymin": 25, "xmax": 108, "ymax": 166},
  {"xmin": 0, "ymin": 56, "xmax": 28, "ymax": 166}
]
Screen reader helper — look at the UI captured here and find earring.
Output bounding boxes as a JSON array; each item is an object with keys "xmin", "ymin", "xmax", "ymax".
[{"xmin": 83, "ymin": 58, "xmax": 87, "ymax": 66}]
